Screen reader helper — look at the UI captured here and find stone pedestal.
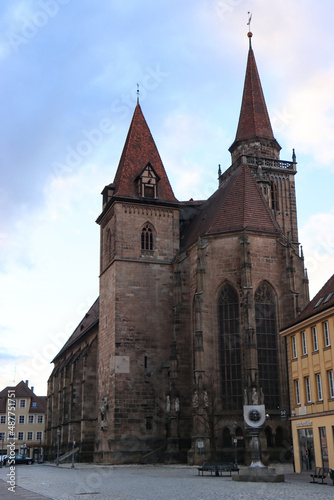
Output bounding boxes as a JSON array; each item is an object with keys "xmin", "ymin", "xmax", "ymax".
[{"xmin": 232, "ymin": 467, "xmax": 284, "ymax": 482}]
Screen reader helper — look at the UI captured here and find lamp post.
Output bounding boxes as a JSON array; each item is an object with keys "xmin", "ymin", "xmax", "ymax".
[
  {"xmin": 0, "ymin": 433, "xmax": 3, "ymax": 467},
  {"xmin": 56, "ymin": 428, "xmax": 61, "ymax": 466},
  {"xmin": 71, "ymin": 427, "xmax": 75, "ymax": 468},
  {"xmin": 233, "ymin": 420, "xmax": 238, "ymax": 467},
  {"xmin": 39, "ymin": 434, "xmax": 42, "ymax": 463}
]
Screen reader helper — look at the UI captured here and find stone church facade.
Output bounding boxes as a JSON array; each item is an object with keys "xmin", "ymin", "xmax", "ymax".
[{"xmin": 46, "ymin": 33, "xmax": 309, "ymax": 465}]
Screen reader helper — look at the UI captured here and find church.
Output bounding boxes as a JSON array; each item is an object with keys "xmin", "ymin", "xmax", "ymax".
[{"xmin": 45, "ymin": 32, "xmax": 309, "ymax": 465}]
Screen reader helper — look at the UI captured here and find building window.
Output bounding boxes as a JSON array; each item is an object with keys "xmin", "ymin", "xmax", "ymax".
[
  {"xmin": 292, "ymin": 336, "xmax": 297, "ymax": 359},
  {"xmin": 316, "ymin": 373, "xmax": 323, "ymax": 401},
  {"xmin": 32, "ymin": 402, "xmax": 37, "ymax": 408},
  {"xmin": 146, "ymin": 417, "xmax": 153, "ymax": 431},
  {"xmin": 0, "ymin": 416, "xmax": 6, "ymax": 424},
  {"xmin": 323, "ymin": 321, "xmax": 330, "ymax": 347},
  {"xmin": 0, "ymin": 432, "xmax": 5, "ymax": 441},
  {"xmin": 295, "ymin": 379, "xmax": 300, "ymax": 405},
  {"xmin": 328, "ymin": 370, "xmax": 334, "ymax": 399},
  {"xmin": 17, "ymin": 432, "xmax": 24, "ymax": 441},
  {"xmin": 270, "ymin": 181, "xmax": 279, "ymax": 211},
  {"xmin": 312, "ymin": 326, "xmax": 318, "ymax": 351},
  {"xmin": 19, "ymin": 415, "xmax": 25, "ymax": 424},
  {"xmin": 36, "ymin": 431, "xmax": 42, "ymax": 441},
  {"xmin": 19, "ymin": 399, "xmax": 26, "ymax": 408},
  {"xmin": 141, "ymin": 224, "xmax": 153, "ymax": 251},
  {"xmin": 28, "ymin": 415, "xmax": 34, "ymax": 424},
  {"xmin": 218, "ymin": 283, "xmax": 242, "ymax": 410},
  {"xmin": 255, "ymin": 283, "xmax": 279, "ymax": 410},
  {"xmin": 301, "ymin": 331, "xmax": 307, "ymax": 355},
  {"xmin": 27, "ymin": 432, "xmax": 33, "ymax": 441},
  {"xmin": 37, "ymin": 415, "xmax": 43, "ymax": 424},
  {"xmin": 305, "ymin": 376, "xmax": 311, "ymax": 403}
]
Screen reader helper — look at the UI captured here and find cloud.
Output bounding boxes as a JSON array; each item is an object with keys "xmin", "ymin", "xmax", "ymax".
[
  {"xmin": 280, "ymin": 67, "xmax": 334, "ymax": 167},
  {"xmin": 300, "ymin": 209, "xmax": 334, "ymax": 299}
]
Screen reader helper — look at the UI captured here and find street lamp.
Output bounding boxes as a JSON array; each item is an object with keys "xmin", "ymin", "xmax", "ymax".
[
  {"xmin": 56, "ymin": 428, "xmax": 61, "ymax": 466},
  {"xmin": 71, "ymin": 427, "xmax": 75, "ymax": 468},
  {"xmin": 233, "ymin": 420, "xmax": 238, "ymax": 467},
  {"xmin": 39, "ymin": 434, "xmax": 42, "ymax": 463}
]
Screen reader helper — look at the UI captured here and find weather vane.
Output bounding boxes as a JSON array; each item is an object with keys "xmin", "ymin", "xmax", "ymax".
[
  {"xmin": 247, "ymin": 12, "xmax": 252, "ymax": 32},
  {"xmin": 137, "ymin": 83, "xmax": 140, "ymax": 104}
]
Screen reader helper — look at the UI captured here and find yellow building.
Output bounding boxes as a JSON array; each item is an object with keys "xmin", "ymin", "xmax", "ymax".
[
  {"xmin": 0, "ymin": 380, "xmax": 46, "ymax": 461},
  {"xmin": 281, "ymin": 274, "xmax": 334, "ymax": 473}
]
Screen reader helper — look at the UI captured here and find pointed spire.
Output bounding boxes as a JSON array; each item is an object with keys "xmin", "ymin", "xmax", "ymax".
[
  {"xmin": 112, "ymin": 103, "xmax": 177, "ymax": 202},
  {"xmin": 235, "ymin": 34, "xmax": 274, "ymax": 142},
  {"xmin": 229, "ymin": 32, "xmax": 281, "ymax": 161}
]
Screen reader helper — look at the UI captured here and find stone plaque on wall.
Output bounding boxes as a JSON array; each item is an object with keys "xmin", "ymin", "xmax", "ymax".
[{"xmin": 115, "ymin": 356, "xmax": 130, "ymax": 373}]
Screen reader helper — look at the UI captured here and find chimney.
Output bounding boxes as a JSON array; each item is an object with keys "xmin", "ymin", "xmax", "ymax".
[
  {"xmin": 25, "ymin": 380, "xmax": 29, "ymax": 387},
  {"xmin": 31, "ymin": 387, "xmax": 34, "ymax": 393}
]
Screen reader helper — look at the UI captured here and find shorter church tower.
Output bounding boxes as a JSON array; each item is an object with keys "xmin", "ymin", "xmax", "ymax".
[{"xmin": 95, "ymin": 103, "xmax": 180, "ymax": 463}]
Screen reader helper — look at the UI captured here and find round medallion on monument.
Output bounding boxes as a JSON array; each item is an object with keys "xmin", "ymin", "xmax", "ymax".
[{"xmin": 249, "ymin": 410, "xmax": 261, "ymax": 422}]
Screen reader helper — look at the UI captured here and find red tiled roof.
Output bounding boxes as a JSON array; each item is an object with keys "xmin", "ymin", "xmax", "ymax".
[
  {"xmin": 112, "ymin": 104, "xmax": 177, "ymax": 202},
  {"xmin": 283, "ymin": 274, "xmax": 334, "ymax": 329},
  {"xmin": 234, "ymin": 45, "xmax": 274, "ymax": 143},
  {"xmin": 181, "ymin": 164, "xmax": 280, "ymax": 249},
  {"xmin": 0, "ymin": 381, "xmax": 46, "ymax": 413},
  {"xmin": 52, "ymin": 298, "xmax": 99, "ymax": 362}
]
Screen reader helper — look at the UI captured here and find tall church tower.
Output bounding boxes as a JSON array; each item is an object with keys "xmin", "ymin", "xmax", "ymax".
[
  {"xmin": 95, "ymin": 103, "xmax": 179, "ymax": 463},
  {"xmin": 177, "ymin": 32, "xmax": 309, "ymax": 464},
  {"xmin": 225, "ymin": 32, "xmax": 299, "ymax": 247}
]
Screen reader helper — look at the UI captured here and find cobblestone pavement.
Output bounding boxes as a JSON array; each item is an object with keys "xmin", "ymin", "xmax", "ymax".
[{"xmin": 0, "ymin": 463, "xmax": 332, "ymax": 500}]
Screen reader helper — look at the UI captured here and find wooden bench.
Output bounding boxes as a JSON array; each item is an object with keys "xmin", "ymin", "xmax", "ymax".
[
  {"xmin": 198, "ymin": 462, "xmax": 239, "ymax": 477},
  {"xmin": 329, "ymin": 469, "xmax": 334, "ymax": 486},
  {"xmin": 216, "ymin": 463, "xmax": 240, "ymax": 476},
  {"xmin": 197, "ymin": 463, "xmax": 217, "ymax": 476},
  {"xmin": 310, "ymin": 467, "xmax": 330, "ymax": 484}
]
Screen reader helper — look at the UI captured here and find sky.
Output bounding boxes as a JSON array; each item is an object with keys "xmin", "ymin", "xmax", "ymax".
[{"xmin": 1, "ymin": 0, "xmax": 334, "ymax": 396}]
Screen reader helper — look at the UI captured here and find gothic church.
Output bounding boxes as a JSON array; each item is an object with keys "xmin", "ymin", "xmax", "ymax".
[{"xmin": 46, "ymin": 33, "xmax": 309, "ymax": 465}]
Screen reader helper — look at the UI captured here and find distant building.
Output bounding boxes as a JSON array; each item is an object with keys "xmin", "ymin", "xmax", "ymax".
[
  {"xmin": 281, "ymin": 274, "xmax": 334, "ymax": 472},
  {"xmin": 46, "ymin": 32, "xmax": 309, "ymax": 465},
  {"xmin": 0, "ymin": 380, "xmax": 46, "ymax": 461}
]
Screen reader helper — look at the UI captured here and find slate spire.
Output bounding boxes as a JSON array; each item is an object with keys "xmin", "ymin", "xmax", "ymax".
[
  {"xmin": 112, "ymin": 103, "xmax": 177, "ymax": 203},
  {"xmin": 229, "ymin": 32, "xmax": 281, "ymax": 162}
]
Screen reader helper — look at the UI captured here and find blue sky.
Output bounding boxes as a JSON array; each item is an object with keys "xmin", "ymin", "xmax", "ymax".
[{"xmin": 1, "ymin": 0, "xmax": 334, "ymax": 395}]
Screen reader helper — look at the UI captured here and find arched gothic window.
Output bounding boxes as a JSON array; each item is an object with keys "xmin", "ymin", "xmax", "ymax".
[
  {"xmin": 218, "ymin": 284, "xmax": 242, "ymax": 411},
  {"xmin": 141, "ymin": 224, "xmax": 153, "ymax": 251},
  {"xmin": 271, "ymin": 180, "xmax": 279, "ymax": 212},
  {"xmin": 255, "ymin": 283, "xmax": 279, "ymax": 410}
]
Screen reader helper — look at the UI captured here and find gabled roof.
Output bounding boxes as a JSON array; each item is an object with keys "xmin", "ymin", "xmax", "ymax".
[
  {"xmin": 0, "ymin": 381, "xmax": 47, "ymax": 413},
  {"xmin": 112, "ymin": 104, "xmax": 177, "ymax": 203},
  {"xmin": 283, "ymin": 274, "xmax": 334, "ymax": 329},
  {"xmin": 52, "ymin": 298, "xmax": 99, "ymax": 363},
  {"xmin": 180, "ymin": 164, "xmax": 281, "ymax": 249}
]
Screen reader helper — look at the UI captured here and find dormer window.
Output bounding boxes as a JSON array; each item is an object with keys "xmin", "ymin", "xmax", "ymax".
[{"xmin": 137, "ymin": 164, "xmax": 159, "ymax": 198}]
